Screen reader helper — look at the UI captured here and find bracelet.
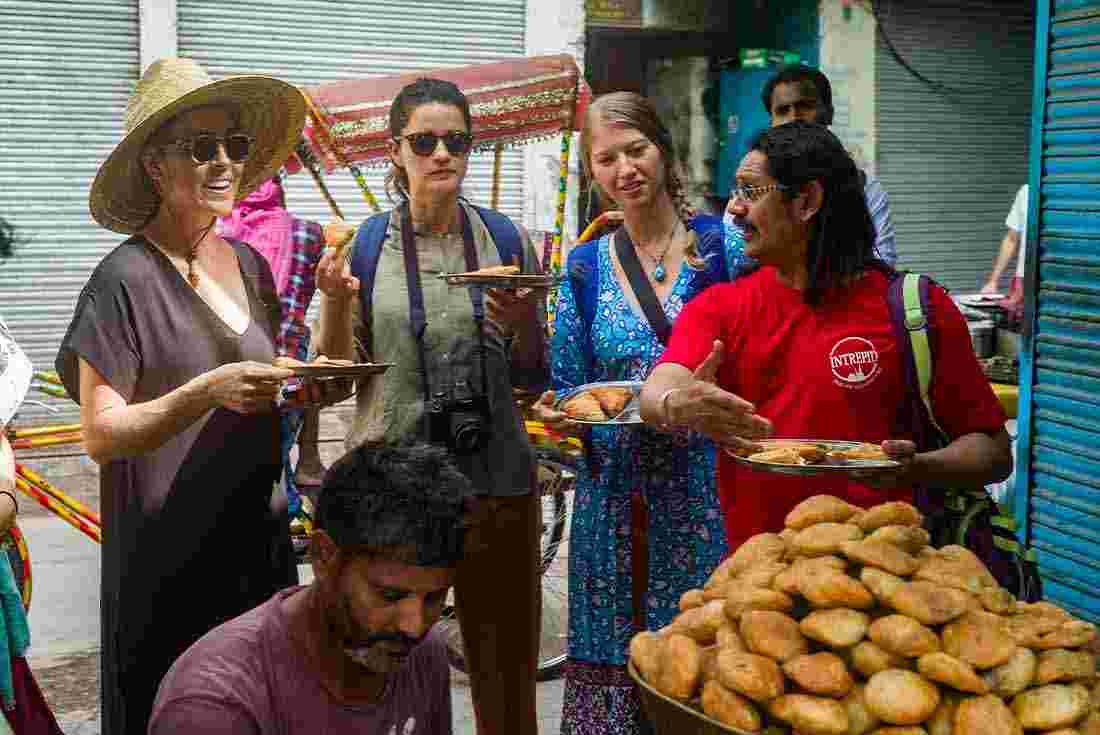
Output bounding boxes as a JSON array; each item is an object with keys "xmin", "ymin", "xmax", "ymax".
[
  {"xmin": 0, "ymin": 490, "xmax": 17, "ymax": 516},
  {"xmin": 657, "ymin": 388, "xmax": 683, "ymax": 430}
]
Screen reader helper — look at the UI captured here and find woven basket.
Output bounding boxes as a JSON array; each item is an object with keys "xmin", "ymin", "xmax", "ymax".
[{"xmin": 628, "ymin": 663, "xmax": 754, "ymax": 735}]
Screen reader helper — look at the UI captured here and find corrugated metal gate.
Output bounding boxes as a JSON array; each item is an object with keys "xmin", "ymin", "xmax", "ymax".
[
  {"xmin": 177, "ymin": 0, "xmax": 527, "ymax": 235},
  {"xmin": 0, "ymin": 0, "xmax": 139, "ymax": 423},
  {"xmin": 874, "ymin": 0, "xmax": 1035, "ymax": 292},
  {"xmin": 1016, "ymin": 0, "xmax": 1100, "ymax": 624}
]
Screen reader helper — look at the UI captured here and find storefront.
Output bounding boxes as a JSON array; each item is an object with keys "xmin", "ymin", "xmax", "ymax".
[{"xmin": 1015, "ymin": 0, "xmax": 1100, "ymax": 625}]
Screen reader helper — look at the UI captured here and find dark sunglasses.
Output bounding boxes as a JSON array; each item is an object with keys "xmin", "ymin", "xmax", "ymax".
[
  {"xmin": 162, "ymin": 133, "xmax": 255, "ymax": 164},
  {"xmin": 394, "ymin": 131, "xmax": 474, "ymax": 157}
]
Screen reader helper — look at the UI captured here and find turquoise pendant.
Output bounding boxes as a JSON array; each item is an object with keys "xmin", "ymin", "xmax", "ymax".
[{"xmin": 653, "ymin": 263, "xmax": 666, "ymax": 282}]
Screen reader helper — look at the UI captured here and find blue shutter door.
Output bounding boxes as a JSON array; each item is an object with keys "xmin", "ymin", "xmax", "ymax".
[{"xmin": 1017, "ymin": 0, "xmax": 1100, "ymax": 623}]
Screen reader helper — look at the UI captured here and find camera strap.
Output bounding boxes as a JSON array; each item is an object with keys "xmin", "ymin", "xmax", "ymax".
[{"xmin": 399, "ymin": 203, "xmax": 491, "ymax": 411}]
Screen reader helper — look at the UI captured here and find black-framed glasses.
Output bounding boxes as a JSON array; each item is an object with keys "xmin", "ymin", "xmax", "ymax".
[
  {"xmin": 729, "ymin": 183, "xmax": 790, "ymax": 203},
  {"xmin": 162, "ymin": 133, "xmax": 254, "ymax": 164},
  {"xmin": 393, "ymin": 131, "xmax": 474, "ymax": 157}
]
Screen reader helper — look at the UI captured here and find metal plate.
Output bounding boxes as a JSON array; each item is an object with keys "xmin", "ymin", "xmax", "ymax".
[
  {"xmin": 728, "ymin": 439, "xmax": 900, "ymax": 477},
  {"xmin": 286, "ymin": 363, "xmax": 394, "ymax": 379},
  {"xmin": 439, "ymin": 273, "xmax": 561, "ymax": 289},
  {"xmin": 555, "ymin": 381, "xmax": 642, "ymax": 425}
]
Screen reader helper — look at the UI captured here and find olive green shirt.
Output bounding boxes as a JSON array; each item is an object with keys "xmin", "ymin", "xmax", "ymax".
[{"xmin": 347, "ymin": 201, "xmax": 546, "ymax": 496}]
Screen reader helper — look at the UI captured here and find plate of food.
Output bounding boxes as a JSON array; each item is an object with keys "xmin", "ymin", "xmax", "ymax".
[
  {"xmin": 728, "ymin": 439, "xmax": 900, "ymax": 477},
  {"xmin": 555, "ymin": 381, "xmax": 642, "ymax": 425},
  {"xmin": 439, "ymin": 265, "xmax": 560, "ymax": 289},
  {"xmin": 274, "ymin": 357, "xmax": 394, "ymax": 380}
]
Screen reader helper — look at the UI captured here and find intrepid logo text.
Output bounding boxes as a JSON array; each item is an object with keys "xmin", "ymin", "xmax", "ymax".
[{"xmin": 829, "ymin": 337, "xmax": 881, "ymax": 389}]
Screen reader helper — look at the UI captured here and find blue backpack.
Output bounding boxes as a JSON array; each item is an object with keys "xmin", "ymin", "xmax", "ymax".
[{"xmin": 349, "ymin": 203, "xmax": 523, "ymax": 312}]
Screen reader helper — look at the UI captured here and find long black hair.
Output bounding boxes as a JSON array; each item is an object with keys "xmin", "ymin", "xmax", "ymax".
[
  {"xmin": 749, "ymin": 121, "xmax": 884, "ymax": 306},
  {"xmin": 0, "ymin": 217, "xmax": 15, "ymax": 260}
]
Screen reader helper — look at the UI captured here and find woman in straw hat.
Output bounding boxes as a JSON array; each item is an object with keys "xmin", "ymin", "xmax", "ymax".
[{"xmin": 55, "ymin": 58, "xmax": 306, "ymax": 735}]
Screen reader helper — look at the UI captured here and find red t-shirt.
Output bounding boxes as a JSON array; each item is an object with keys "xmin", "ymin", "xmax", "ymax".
[{"xmin": 658, "ymin": 267, "xmax": 1007, "ymax": 550}]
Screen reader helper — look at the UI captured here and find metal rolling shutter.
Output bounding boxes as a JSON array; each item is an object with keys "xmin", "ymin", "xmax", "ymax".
[
  {"xmin": 1016, "ymin": 0, "xmax": 1100, "ymax": 624},
  {"xmin": 177, "ymin": 0, "xmax": 527, "ymax": 233},
  {"xmin": 874, "ymin": 0, "xmax": 1035, "ymax": 292},
  {"xmin": 0, "ymin": 0, "xmax": 139, "ymax": 423}
]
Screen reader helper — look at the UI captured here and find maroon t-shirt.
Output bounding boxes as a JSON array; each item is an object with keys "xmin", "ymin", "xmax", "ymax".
[{"xmin": 148, "ymin": 587, "xmax": 452, "ymax": 735}]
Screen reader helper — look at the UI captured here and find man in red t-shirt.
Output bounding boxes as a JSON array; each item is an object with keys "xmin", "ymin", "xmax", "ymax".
[{"xmin": 640, "ymin": 122, "xmax": 1011, "ymax": 550}]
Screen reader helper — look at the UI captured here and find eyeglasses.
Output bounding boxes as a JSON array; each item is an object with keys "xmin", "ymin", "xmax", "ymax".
[
  {"xmin": 729, "ymin": 184, "xmax": 790, "ymax": 203},
  {"xmin": 161, "ymin": 133, "xmax": 255, "ymax": 164},
  {"xmin": 393, "ymin": 131, "xmax": 474, "ymax": 157}
]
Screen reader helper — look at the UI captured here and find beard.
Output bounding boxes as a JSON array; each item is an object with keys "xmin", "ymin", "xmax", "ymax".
[{"xmin": 321, "ymin": 590, "xmax": 424, "ymax": 672}]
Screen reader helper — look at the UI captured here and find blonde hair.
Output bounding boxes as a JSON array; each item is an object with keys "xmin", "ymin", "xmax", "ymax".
[{"xmin": 580, "ymin": 92, "xmax": 704, "ymax": 267}]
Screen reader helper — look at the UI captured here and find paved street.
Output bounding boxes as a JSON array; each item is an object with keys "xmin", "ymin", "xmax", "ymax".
[{"xmin": 16, "ymin": 409, "xmax": 569, "ymax": 734}]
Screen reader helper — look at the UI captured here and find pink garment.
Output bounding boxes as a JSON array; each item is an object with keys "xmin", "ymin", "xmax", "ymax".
[{"xmin": 218, "ymin": 178, "xmax": 296, "ymax": 296}]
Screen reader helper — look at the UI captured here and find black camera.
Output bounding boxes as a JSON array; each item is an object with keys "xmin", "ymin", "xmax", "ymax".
[{"xmin": 427, "ymin": 388, "xmax": 492, "ymax": 456}]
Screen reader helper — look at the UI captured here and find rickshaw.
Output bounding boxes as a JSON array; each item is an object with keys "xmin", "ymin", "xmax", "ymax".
[{"xmin": 287, "ymin": 54, "xmax": 597, "ymax": 679}]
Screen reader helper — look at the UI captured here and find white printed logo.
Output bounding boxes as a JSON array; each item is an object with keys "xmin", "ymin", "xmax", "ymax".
[{"xmin": 829, "ymin": 337, "xmax": 881, "ymax": 390}]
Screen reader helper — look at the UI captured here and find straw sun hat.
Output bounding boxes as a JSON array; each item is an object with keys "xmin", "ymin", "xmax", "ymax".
[{"xmin": 89, "ymin": 57, "xmax": 306, "ymax": 234}]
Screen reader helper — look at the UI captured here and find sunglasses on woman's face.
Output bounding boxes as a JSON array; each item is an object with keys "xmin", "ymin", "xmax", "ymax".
[
  {"xmin": 162, "ymin": 133, "xmax": 255, "ymax": 164},
  {"xmin": 393, "ymin": 131, "xmax": 474, "ymax": 157}
]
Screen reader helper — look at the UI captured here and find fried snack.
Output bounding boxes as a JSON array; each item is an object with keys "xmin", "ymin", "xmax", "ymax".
[
  {"xmin": 800, "ymin": 608, "xmax": 870, "ymax": 648},
  {"xmin": 704, "ymin": 555, "xmax": 739, "ymax": 591},
  {"xmin": 827, "ymin": 442, "xmax": 888, "ymax": 461},
  {"xmin": 979, "ymin": 585, "xmax": 1017, "ymax": 615},
  {"xmin": 740, "ymin": 610, "xmax": 809, "ymax": 663},
  {"xmin": 767, "ymin": 693, "xmax": 849, "ymax": 735},
  {"xmin": 785, "ymin": 495, "xmax": 864, "ymax": 530},
  {"xmin": 700, "ymin": 645, "xmax": 721, "ymax": 682},
  {"xmin": 464, "ymin": 264, "xmax": 521, "ymax": 276},
  {"xmin": 1010, "ymin": 683, "xmax": 1091, "ymax": 731},
  {"xmin": 629, "ymin": 631, "xmax": 665, "ymax": 684},
  {"xmin": 850, "ymin": 641, "xmax": 911, "ymax": 677},
  {"xmin": 783, "ymin": 652, "xmax": 855, "ymax": 697},
  {"xmin": 927, "ymin": 694, "xmax": 959, "ymax": 735},
  {"xmin": 793, "ymin": 522, "xmax": 865, "ymax": 557},
  {"xmin": 323, "ymin": 218, "xmax": 357, "ymax": 251},
  {"xmin": 773, "ymin": 555, "xmax": 847, "ymax": 595},
  {"xmin": 799, "ymin": 568, "xmax": 875, "ymax": 609},
  {"xmin": 1035, "ymin": 648, "xmax": 1097, "ymax": 685},
  {"xmin": 842, "ymin": 684, "xmax": 880, "ymax": 735},
  {"xmin": 727, "ymin": 533, "xmax": 789, "ymax": 578},
  {"xmin": 865, "ymin": 669, "xmax": 941, "ymax": 725},
  {"xmin": 916, "ymin": 652, "xmax": 990, "ymax": 694},
  {"xmin": 867, "ymin": 525, "xmax": 931, "ymax": 555},
  {"xmin": 861, "ymin": 567, "xmax": 907, "ymax": 603},
  {"xmin": 954, "ymin": 694, "xmax": 1023, "ymax": 735},
  {"xmin": 841, "ymin": 540, "xmax": 920, "ymax": 576},
  {"xmin": 916, "ymin": 545, "xmax": 998, "ymax": 593},
  {"xmin": 716, "ymin": 621, "xmax": 747, "ymax": 652},
  {"xmin": 1004, "ymin": 609, "xmax": 1067, "ymax": 647},
  {"xmin": 857, "ymin": 501, "xmax": 924, "ymax": 532},
  {"xmin": 667, "ymin": 600, "xmax": 727, "ymax": 644},
  {"xmin": 679, "ymin": 588, "xmax": 705, "ymax": 612},
  {"xmin": 655, "ymin": 633, "xmax": 702, "ymax": 701},
  {"xmin": 589, "ymin": 386, "xmax": 632, "ymax": 417},
  {"xmin": 272, "ymin": 355, "xmax": 307, "ymax": 369},
  {"xmin": 700, "ymin": 680, "xmax": 762, "ymax": 733},
  {"xmin": 942, "ymin": 610, "xmax": 1018, "ymax": 669},
  {"xmin": 750, "ymin": 447, "xmax": 804, "ymax": 465},
  {"xmin": 716, "ymin": 650, "xmax": 786, "ymax": 703},
  {"xmin": 868, "ymin": 615, "xmax": 941, "ymax": 658},
  {"xmin": 734, "ymin": 560, "xmax": 789, "ymax": 591},
  {"xmin": 561, "ymin": 392, "xmax": 607, "ymax": 421},
  {"xmin": 725, "ymin": 585, "xmax": 795, "ymax": 619},
  {"xmin": 1082, "ymin": 711, "xmax": 1100, "ymax": 735},
  {"xmin": 871, "ymin": 727, "xmax": 930, "ymax": 735},
  {"xmin": 983, "ymin": 647, "xmax": 1038, "ymax": 698},
  {"xmin": 1033, "ymin": 620, "xmax": 1099, "ymax": 650},
  {"xmin": 887, "ymin": 580, "xmax": 972, "ymax": 626},
  {"xmin": 797, "ymin": 445, "xmax": 828, "ymax": 464}
]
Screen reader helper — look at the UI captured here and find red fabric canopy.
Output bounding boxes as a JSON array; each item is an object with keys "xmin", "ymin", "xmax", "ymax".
[{"xmin": 288, "ymin": 54, "xmax": 589, "ymax": 173}]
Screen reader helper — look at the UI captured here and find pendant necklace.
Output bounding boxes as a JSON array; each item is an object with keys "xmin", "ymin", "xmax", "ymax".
[{"xmin": 637, "ymin": 220, "xmax": 679, "ymax": 283}]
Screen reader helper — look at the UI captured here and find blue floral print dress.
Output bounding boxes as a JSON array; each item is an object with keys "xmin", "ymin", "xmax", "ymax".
[{"xmin": 553, "ymin": 221, "xmax": 745, "ymax": 734}]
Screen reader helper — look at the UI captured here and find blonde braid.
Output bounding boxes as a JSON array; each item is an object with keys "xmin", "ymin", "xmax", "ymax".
[{"xmin": 668, "ymin": 168, "xmax": 707, "ymax": 269}]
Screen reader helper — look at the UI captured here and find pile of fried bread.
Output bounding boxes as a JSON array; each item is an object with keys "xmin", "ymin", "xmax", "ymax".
[
  {"xmin": 560, "ymin": 386, "xmax": 634, "ymax": 422},
  {"xmin": 630, "ymin": 494, "xmax": 1099, "ymax": 734}
]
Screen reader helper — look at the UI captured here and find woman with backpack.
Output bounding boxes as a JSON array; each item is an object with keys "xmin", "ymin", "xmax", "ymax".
[
  {"xmin": 315, "ymin": 78, "xmax": 548, "ymax": 735},
  {"xmin": 531, "ymin": 91, "xmax": 747, "ymax": 734}
]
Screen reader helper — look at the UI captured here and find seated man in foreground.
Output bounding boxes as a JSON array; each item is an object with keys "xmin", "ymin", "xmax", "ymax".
[{"xmin": 149, "ymin": 442, "xmax": 469, "ymax": 734}]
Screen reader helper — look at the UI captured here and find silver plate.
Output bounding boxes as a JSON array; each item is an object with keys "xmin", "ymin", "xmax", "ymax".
[
  {"xmin": 728, "ymin": 438, "xmax": 900, "ymax": 477},
  {"xmin": 555, "ymin": 381, "xmax": 643, "ymax": 425},
  {"xmin": 286, "ymin": 363, "xmax": 394, "ymax": 379},
  {"xmin": 439, "ymin": 273, "xmax": 560, "ymax": 289}
]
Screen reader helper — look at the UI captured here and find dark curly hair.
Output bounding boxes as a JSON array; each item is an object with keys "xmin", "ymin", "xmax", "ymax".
[
  {"xmin": 385, "ymin": 78, "xmax": 473, "ymax": 202},
  {"xmin": 316, "ymin": 442, "xmax": 471, "ymax": 566},
  {"xmin": 760, "ymin": 65, "xmax": 834, "ymax": 126},
  {"xmin": 749, "ymin": 121, "xmax": 885, "ymax": 306}
]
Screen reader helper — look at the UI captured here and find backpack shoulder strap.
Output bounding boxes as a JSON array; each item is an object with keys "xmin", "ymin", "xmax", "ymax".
[
  {"xmin": 888, "ymin": 271, "xmax": 948, "ymax": 445},
  {"xmin": 349, "ymin": 211, "xmax": 392, "ymax": 316},
  {"xmin": 470, "ymin": 204, "xmax": 523, "ymax": 268}
]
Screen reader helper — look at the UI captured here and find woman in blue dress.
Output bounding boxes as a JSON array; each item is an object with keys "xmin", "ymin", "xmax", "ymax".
[{"xmin": 533, "ymin": 92, "xmax": 746, "ymax": 734}]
